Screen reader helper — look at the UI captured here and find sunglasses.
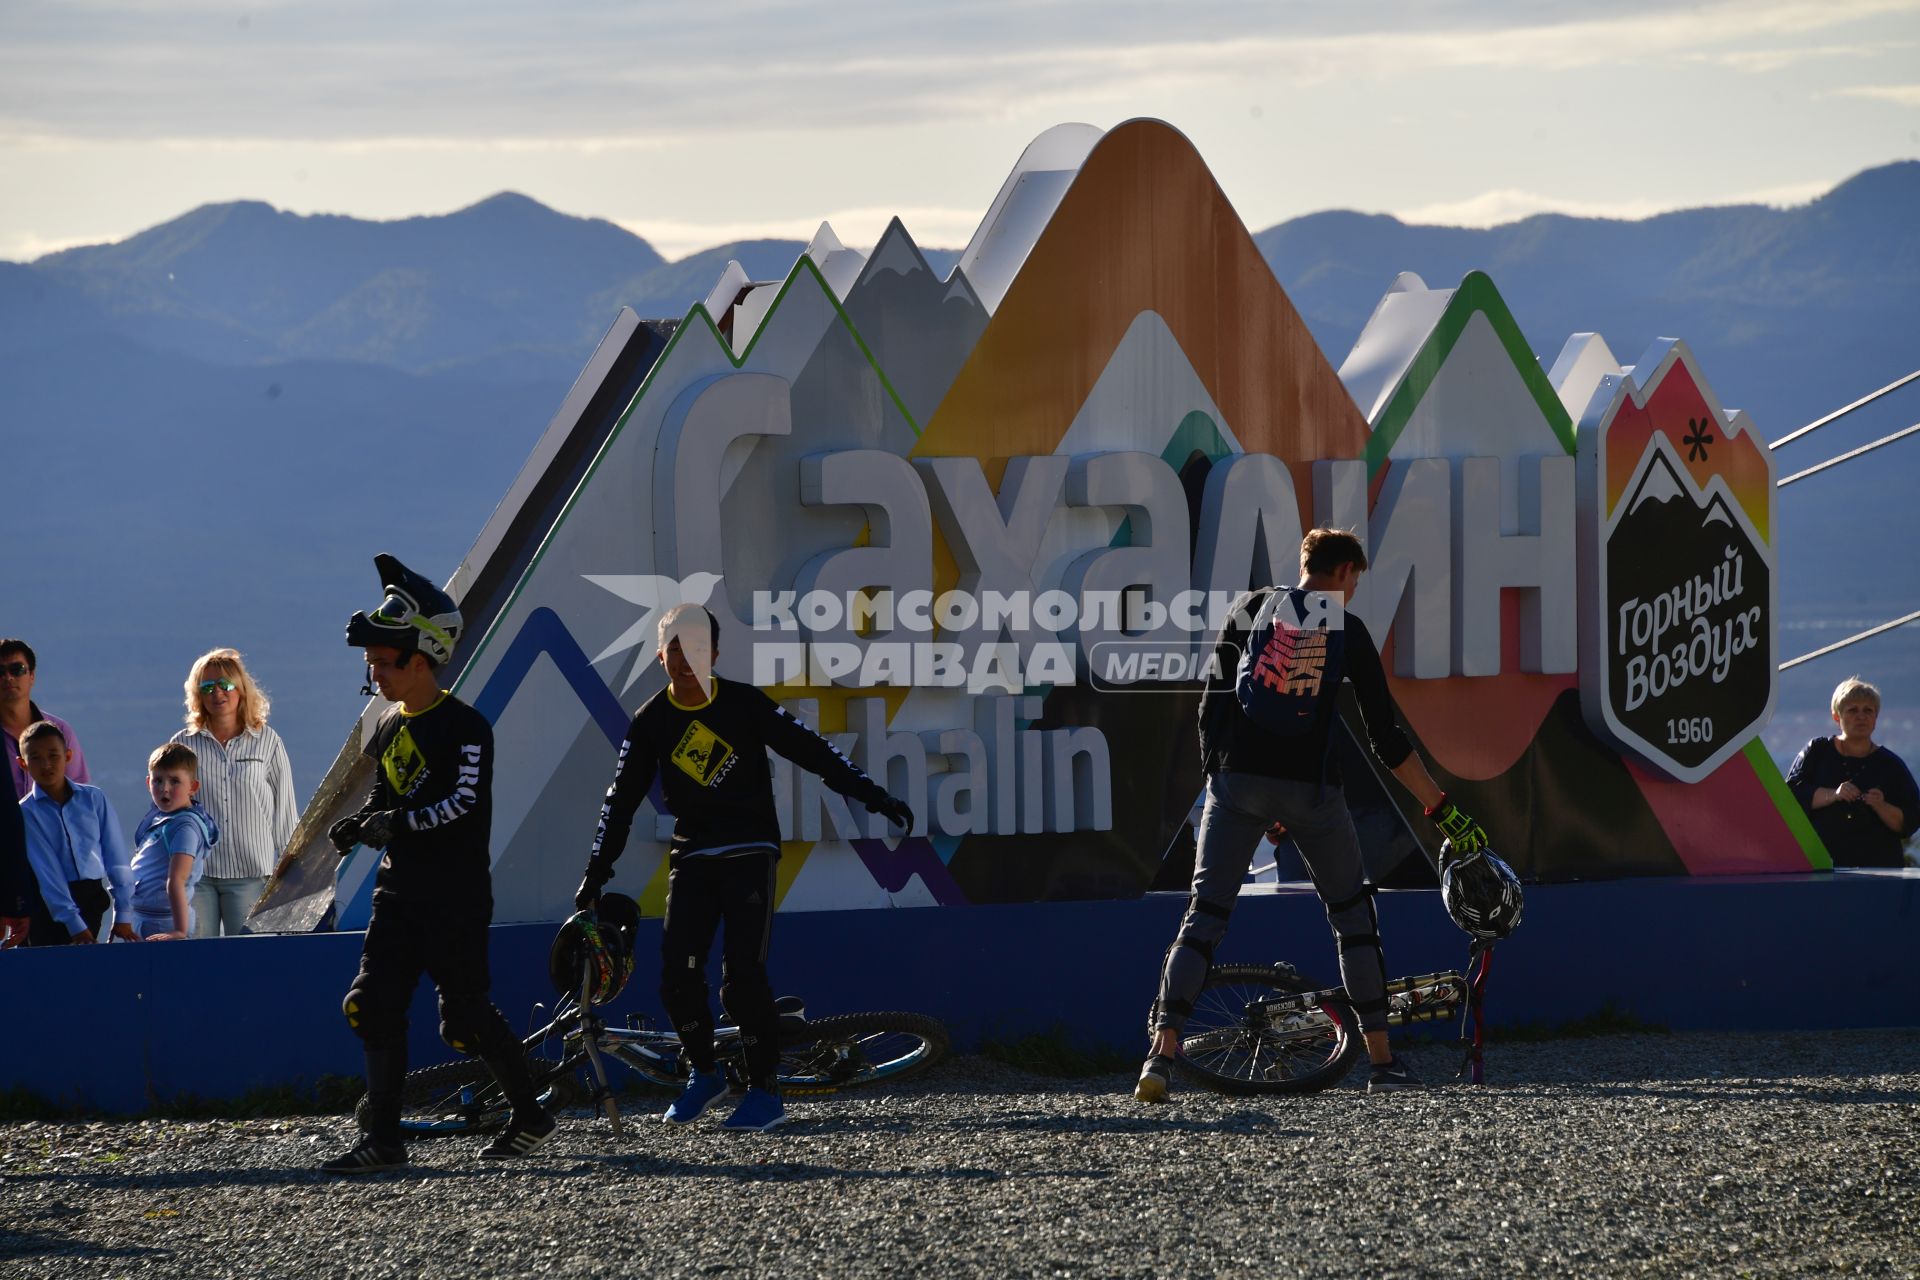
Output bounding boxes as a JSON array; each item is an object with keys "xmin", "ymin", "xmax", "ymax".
[
  {"xmin": 0, "ymin": 662, "xmax": 29, "ymax": 677},
  {"xmin": 198, "ymin": 677, "xmax": 240, "ymax": 694}
]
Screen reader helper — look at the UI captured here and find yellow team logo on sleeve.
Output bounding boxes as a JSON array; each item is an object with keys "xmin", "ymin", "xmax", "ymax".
[
  {"xmin": 670, "ymin": 720, "xmax": 733, "ymax": 786},
  {"xmin": 382, "ymin": 726, "xmax": 429, "ymax": 797}
]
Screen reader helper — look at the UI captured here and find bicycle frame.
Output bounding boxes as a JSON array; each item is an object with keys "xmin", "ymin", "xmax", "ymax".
[
  {"xmin": 521, "ymin": 988, "xmax": 782, "ymax": 1129},
  {"xmin": 1242, "ymin": 957, "xmax": 1495, "ymax": 1084},
  {"xmin": 1243, "ymin": 970, "xmax": 1467, "ymax": 1025}
]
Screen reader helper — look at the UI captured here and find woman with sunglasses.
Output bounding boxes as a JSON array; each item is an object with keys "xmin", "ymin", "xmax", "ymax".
[{"xmin": 169, "ymin": 649, "xmax": 298, "ymax": 936}]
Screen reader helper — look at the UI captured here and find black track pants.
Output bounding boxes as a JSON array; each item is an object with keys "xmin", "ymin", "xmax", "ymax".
[
  {"xmin": 346, "ymin": 897, "xmax": 537, "ymax": 1136},
  {"xmin": 659, "ymin": 850, "xmax": 779, "ymax": 1090}
]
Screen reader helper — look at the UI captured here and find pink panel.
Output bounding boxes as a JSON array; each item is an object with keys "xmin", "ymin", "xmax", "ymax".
[{"xmin": 1626, "ymin": 756, "xmax": 1807, "ymax": 875}]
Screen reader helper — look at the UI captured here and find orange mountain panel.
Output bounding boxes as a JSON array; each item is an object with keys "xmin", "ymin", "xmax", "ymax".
[
  {"xmin": 1603, "ymin": 359, "xmax": 1772, "ymax": 543},
  {"xmin": 915, "ymin": 119, "xmax": 1372, "ymax": 466}
]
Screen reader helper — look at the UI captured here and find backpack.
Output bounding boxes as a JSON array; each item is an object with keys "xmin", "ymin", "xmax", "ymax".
[{"xmin": 1234, "ymin": 587, "xmax": 1347, "ymax": 736}]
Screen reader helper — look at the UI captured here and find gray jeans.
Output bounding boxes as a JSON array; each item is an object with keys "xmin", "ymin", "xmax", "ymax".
[
  {"xmin": 191, "ymin": 876, "xmax": 267, "ymax": 938},
  {"xmin": 1152, "ymin": 770, "xmax": 1390, "ymax": 1036}
]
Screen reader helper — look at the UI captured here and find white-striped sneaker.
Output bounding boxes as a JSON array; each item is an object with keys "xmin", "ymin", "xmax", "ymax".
[
  {"xmin": 320, "ymin": 1137, "xmax": 409, "ymax": 1175},
  {"xmin": 478, "ymin": 1109, "xmax": 557, "ymax": 1159}
]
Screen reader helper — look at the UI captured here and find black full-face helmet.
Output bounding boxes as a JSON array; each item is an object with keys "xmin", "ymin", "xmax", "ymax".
[
  {"xmin": 548, "ymin": 893, "xmax": 641, "ymax": 1005},
  {"xmin": 1438, "ymin": 840, "xmax": 1525, "ymax": 942},
  {"xmin": 345, "ymin": 553, "xmax": 463, "ymax": 666}
]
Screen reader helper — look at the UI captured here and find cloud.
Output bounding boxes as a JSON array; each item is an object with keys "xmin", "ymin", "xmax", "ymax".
[
  {"xmin": 1682, "ymin": 42, "xmax": 1903, "ymax": 72},
  {"xmin": 4, "ymin": 0, "xmax": 1916, "ymax": 143},
  {"xmin": 1390, "ymin": 180, "xmax": 1833, "ymax": 228},
  {"xmin": 0, "ymin": 130, "xmax": 692, "ymax": 154},
  {"xmin": 3, "ymin": 231, "xmax": 113, "ymax": 261},
  {"xmin": 1833, "ymin": 83, "xmax": 1920, "ymax": 105},
  {"xmin": 616, "ymin": 206, "xmax": 979, "ymax": 260}
]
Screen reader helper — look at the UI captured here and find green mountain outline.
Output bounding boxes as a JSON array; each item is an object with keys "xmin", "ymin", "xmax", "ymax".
[
  {"xmin": 452, "ymin": 252, "xmax": 934, "ymax": 689},
  {"xmin": 1362, "ymin": 270, "xmax": 1577, "ymax": 477}
]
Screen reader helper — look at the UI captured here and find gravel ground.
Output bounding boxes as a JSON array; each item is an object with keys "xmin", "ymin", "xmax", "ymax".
[{"xmin": 4, "ymin": 1031, "xmax": 1918, "ymax": 1279}]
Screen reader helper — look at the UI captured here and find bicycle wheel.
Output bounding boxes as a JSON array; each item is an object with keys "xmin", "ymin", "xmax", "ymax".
[
  {"xmin": 776, "ymin": 1012, "xmax": 948, "ymax": 1092},
  {"xmin": 354, "ymin": 1053, "xmax": 582, "ymax": 1137},
  {"xmin": 1171, "ymin": 963, "xmax": 1362, "ymax": 1096}
]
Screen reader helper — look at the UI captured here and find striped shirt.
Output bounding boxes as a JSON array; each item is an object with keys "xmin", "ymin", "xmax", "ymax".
[{"xmin": 169, "ymin": 724, "xmax": 298, "ymax": 879}]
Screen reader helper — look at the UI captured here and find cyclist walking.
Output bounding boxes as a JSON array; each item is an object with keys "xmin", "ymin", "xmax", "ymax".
[
  {"xmin": 1137, "ymin": 529, "xmax": 1492, "ymax": 1101},
  {"xmin": 575, "ymin": 603, "xmax": 913, "ymax": 1133},
  {"xmin": 322, "ymin": 554, "xmax": 555, "ymax": 1172}
]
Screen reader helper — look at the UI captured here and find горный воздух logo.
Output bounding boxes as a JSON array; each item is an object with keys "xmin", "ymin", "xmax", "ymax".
[
  {"xmin": 1576, "ymin": 339, "xmax": 1777, "ymax": 783},
  {"xmin": 1603, "ymin": 446, "xmax": 1768, "ymax": 769}
]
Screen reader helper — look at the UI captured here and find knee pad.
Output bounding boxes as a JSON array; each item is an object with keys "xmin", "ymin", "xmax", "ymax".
[
  {"xmin": 436, "ymin": 991, "xmax": 494, "ymax": 1057},
  {"xmin": 342, "ymin": 981, "xmax": 404, "ymax": 1045},
  {"xmin": 1322, "ymin": 881, "xmax": 1378, "ymax": 941},
  {"xmin": 1323, "ymin": 883, "xmax": 1389, "ymax": 1021},
  {"xmin": 1175, "ymin": 894, "xmax": 1233, "ymax": 952}
]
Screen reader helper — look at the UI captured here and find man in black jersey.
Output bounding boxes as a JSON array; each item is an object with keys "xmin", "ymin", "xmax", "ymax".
[
  {"xmin": 575, "ymin": 603, "xmax": 913, "ymax": 1132},
  {"xmin": 320, "ymin": 554, "xmax": 555, "ymax": 1173},
  {"xmin": 1136, "ymin": 529, "xmax": 1493, "ymax": 1102}
]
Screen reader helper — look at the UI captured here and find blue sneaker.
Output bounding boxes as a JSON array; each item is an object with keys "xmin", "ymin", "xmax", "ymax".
[
  {"xmin": 662, "ymin": 1069, "xmax": 729, "ymax": 1124},
  {"xmin": 720, "ymin": 1088, "xmax": 788, "ymax": 1132}
]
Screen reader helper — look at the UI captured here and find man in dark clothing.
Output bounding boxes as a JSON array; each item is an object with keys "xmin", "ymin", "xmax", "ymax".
[
  {"xmin": 576, "ymin": 603, "xmax": 912, "ymax": 1132},
  {"xmin": 2, "ymin": 638, "xmax": 88, "ymax": 942},
  {"xmin": 321, "ymin": 554, "xmax": 555, "ymax": 1173},
  {"xmin": 1136, "ymin": 528, "xmax": 1492, "ymax": 1101},
  {"xmin": 0, "ymin": 793, "xmax": 30, "ymax": 947}
]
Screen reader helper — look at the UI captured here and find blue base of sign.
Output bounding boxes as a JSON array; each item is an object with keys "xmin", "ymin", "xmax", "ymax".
[{"xmin": 5, "ymin": 871, "xmax": 1914, "ymax": 1114}]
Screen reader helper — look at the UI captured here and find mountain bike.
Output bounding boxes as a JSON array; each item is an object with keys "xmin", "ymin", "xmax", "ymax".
[
  {"xmin": 1173, "ymin": 942, "xmax": 1497, "ymax": 1095},
  {"xmin": 363, "ymin": 990, "xmax": 949, "ymax": 1137}
]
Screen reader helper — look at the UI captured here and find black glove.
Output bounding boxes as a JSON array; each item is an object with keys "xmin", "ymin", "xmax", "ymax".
[
  {"xmin": 356, "ymin": 810, "xmax": 402, "ymax": 850},
  {"xmin": 872, "ymin": 793, "xmax": 914, "ymax": 832},
  {"xmin": 327, "ymin": 815, "xmax": 364, "ymax": 855},
  {"xmin": 575, "ymin": 858, "xmax": 613, "ymax": 913},
  {"xmin": 1427, "ymin": 796, "xmax": 1488, "ymax": 856}
]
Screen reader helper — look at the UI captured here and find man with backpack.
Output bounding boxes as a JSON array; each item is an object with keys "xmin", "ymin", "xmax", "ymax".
[{"xmin": 1135, "ymin": 528, "xmax": 1491, "ymax": 1101}]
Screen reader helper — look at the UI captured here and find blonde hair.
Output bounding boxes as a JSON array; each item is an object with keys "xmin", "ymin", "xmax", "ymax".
[
  {"xmin": 1831, "ymin": 676, "xmax": 1882, "ymax": 716},
  {"xmin": 184, "ymin": 648, "xmax": 271, "ymax": 734}
]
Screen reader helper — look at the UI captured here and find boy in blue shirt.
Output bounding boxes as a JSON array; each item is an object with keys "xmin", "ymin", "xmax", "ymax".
[
  {"xmin": 16, "ymin": 721, "xmax": 135, "ymax": 945},
  {"xmin": 129, "ymin": 743, "xmax": 220, "ymax": 940}
]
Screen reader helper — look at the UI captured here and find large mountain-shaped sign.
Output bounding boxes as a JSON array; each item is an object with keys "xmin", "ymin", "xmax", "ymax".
[{"xmin": 1576, "ymin": 339, "xmax": 1778, "ymax": 783}]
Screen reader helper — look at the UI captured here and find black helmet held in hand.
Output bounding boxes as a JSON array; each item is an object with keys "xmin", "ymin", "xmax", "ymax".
[
  {"xmin": 1438, "ymin": 840, "xmax": 1525, "ymax": 941},
  {"xmin": 548, "ymin": 893, "xmax": 641, "ymax": 1005},
  {"xmin": 345, "ymin": 553, "xmax": 463, "ymax": 666}
]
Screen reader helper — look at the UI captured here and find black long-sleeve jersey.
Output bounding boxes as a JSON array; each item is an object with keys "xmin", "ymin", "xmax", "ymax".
[
  {"xmin": 590, "ymin": 676, "xmax": 889, "ymax": 867},
  {"xmin": 357, "ymin": 692, "xmax": 493, "ymax": 909},
  {"xmin": 1198, "ymin": 588, "xmax": 1414, "ymax": 785}
]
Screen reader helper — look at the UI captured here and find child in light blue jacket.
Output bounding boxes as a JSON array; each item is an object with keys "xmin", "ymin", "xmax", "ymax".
[{"xmin": 129, "ymin": 743, "xmax": 219, "ymax": 940}]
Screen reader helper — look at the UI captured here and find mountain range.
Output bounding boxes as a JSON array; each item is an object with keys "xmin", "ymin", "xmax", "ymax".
[{"xmin": 4, "ymin": 164, "xmax": 1915, "ymax": 825}]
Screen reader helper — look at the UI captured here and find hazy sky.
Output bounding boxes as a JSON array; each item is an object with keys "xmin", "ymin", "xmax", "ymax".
[{"xmin": 3, "ymin": 0, "xmax": 1918, "ymax": 261}]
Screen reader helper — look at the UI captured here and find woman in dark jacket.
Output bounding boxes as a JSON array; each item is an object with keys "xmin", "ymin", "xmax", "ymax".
[{"xmin": 1787, "ymin": 677, "xmax": 1919, "ymax": 868}]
